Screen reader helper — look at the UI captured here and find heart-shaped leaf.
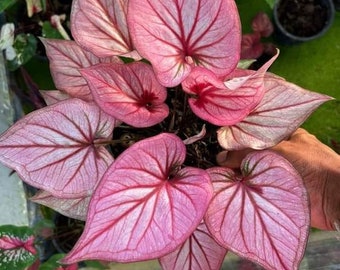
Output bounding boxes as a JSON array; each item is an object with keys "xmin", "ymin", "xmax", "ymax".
[
  {"xmin": 127, "ymin": 0, "xmax": 241, "ymax": 87},
  {"xmin": 0, "ymin": 225, "xmax": 37, "ymax": 270},
  {"xmin": 0, "ymin": 99, "xmax": 116, "ymax": 198},
  {"xmin": 159, "ymin": 221, "xmax": 227, "ymax": 270},
  {"xmin": 42, "ymin": 39, "xmax": 122, "ymax": 101},
  {"xmin": 31, "ymin": 191, "xmax": 90, "ymax": 221},
  {"xmin": 81, "ymin": 62, "xmax": 169, "ymax": 127},
  {"xmin": 71, "ymin": 0, "xmax": 133, "ymax": 58},
  {"xmin": 205, "ymin": 151, "xmax": 310, "ymax": 270},
  {"xmin": 217, "ymin": 74, "xmax": 332, "ymax": 150},
  {"xmin": 62, "ymin": 133, "xmax": 213, "ymax": 263},
  {"xmin": 40, "ymin": 90, "xmax": 70, "ymax": 105}
]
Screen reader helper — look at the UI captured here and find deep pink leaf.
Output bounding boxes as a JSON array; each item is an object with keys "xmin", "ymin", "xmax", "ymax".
[
  {"xmin": 251, "ymin": 12, "xmax": 274, "ymax": 38},
  {"xmin": 159, "ymin": 221, "xmax": 227, "ymax": 270},
  {"xmin": 40, "ymin": 90, "xmax": 70, "ymax": 105},
  {"xmin": 81, "ymin": 62, "xmax": 169, "ymax": 127},
  {"xmin": 31, "ymin": 191, "xmax": 90, "ymax": 221},
  {"xmin": 128, "ymin": 0, "xmax": 241, "ymax": 87},
  {"xmin": 217, "ymin": 74, "xmax": 332, "ymax": 150},
  {"xmin": 71, "ymin": 0, "xmax": 134, "ymax": 58},
  {"xmin": 42, "ymin": 39, "xmax": 122, "ymax": 101},
  {"xmin": 205, "ymin": 151, "xmax": 310, "ymax": 270},
  {"xmin": 62, "ymin": 133, "xmax": 213, "ymax": 263},
  {"xmin": 0, "ymin": 99, "xmax": 115, "ymax": 198},
  {"xmin": 240, "ymin": 33, "xmax": 263, "ymax": 59}
]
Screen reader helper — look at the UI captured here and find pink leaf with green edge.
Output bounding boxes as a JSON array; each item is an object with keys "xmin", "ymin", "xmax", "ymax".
[
  {"xmin": 71, "ymin": 0, "xmax": 134, "ymax": 58},
  {"xmin": 40, "ymin": 90, "xmax": 70, "ymax": 105},
  {"xmin": 159, "ymin": 221, "xmax": 227, "ymax": 270},
  {"xmin": 42, "ymin": 39, "xmax": 122, "ymax": 101},
  {"xmin": 62, "ymin": 133, "xmax": 213, "ymax": 264},
  {"xmin": 31, "ymin": 190, "xmax": 90, "ymax": 221},
  {"xmin": 0, "ymin": 99, "xmax": 115, "ymax": 198},
  {"xmin": 217, "ymin": 74, "xmax": 333, "ymax": 150},
  {"xmin": 81, "ymin": 62, "xmax": 169, "ymax": 128},
  {"xmin": 205, "ymin": 151, "xmax": 310, "ymax": 270},
  {"xmin": 127, "ymin": 0, "xmax": 241, "ymax": 87},
  {"xmin": 0, "ymin": 225, "xmax": 37, "ymax": 270}
]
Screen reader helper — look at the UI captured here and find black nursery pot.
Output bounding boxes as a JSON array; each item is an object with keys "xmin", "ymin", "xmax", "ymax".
[{"xmin": 273, "ymin": 0, "xmax": 335, "ymax": 44}]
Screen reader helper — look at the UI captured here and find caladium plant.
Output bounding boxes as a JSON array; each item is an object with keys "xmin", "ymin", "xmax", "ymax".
[{"xmin": 0, "ymin": 0, "xmax": 333, "ymax": 269}]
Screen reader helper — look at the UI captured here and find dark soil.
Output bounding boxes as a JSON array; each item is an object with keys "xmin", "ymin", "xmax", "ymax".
[{"xmin": 277, "ymin": 0, "xmax": 328, "ymax": 37}]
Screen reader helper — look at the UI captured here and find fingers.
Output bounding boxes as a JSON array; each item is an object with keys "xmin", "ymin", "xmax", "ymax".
[{"xmin": 216, "ymin": 149, "xmax": 254, "ymax": 168}]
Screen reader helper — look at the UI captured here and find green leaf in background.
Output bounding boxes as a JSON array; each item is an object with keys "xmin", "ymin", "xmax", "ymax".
[
  {"xmin": 0, "ymin": 0, "xmax": 17, "ymax": 13},
  {"xmin": 7, "ymin": 33, "xmax": 37, "ymax": 71},
  {"xmin": 39, "ymin": 254, "xmax": 65, "ymax": 270},
  {"xmin": 264, "ymin": 0, "xmax": 276, "ymax": 9},
  {"xmin": 42, "ymin": 21, "xmax": 64, "ymax": 39},
  {"xmin": 0, "ymin": 225, "xmax": 37, "ymax": 270}
]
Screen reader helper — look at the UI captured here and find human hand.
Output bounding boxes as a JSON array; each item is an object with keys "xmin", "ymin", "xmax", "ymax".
[{"xmin": 216, "ymin": 128, "xmax": 340, "ymax": 231}]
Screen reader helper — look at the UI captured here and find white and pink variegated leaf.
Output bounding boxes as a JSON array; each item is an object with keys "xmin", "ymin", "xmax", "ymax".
[
  {"xmin": 81, "ymin": 62, "xmax": 169, "ymax": 128},
  {"xmin": 127, "ymin": 0, "xmax": 241, "ymax": 87},
  {"xmin": 206, "ymin": 151, "xmax": 310, "ymax": 270},
  {"xmin": 217, "ymin": 74, "xmax": 332, "ymax": 150},
  {"xmin": 0, "ymin": 99, "xmax": 115, "ymax": 198},
  {"xmin": 71, "ymin": 0, "xmax": 136, "ymax": 58},
  {"xmin": 40, "ymin": 90, "xmax": 70, "ymax": 105},
  {"xmin": 42, "ymin": 39, "xmax": 122, "ymax": 101},
  {"xmin": 159, "ymin": 221, "xmax": 227, "ymax": 270},
  {"xmin": 62, "ymin": 133, "xmax": 213, "ymax": 264},
  {"xmin": 31, "ymin": 190, "xmax": 90, "ymax": 221}
]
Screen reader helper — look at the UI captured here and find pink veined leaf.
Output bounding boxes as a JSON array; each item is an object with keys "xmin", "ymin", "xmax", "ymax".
[
  {"xmin": 31, "ymin": 190, "xmax": 90, "ymax": 221},
  {"xmin": 205, "ymin": 151, "xmax": 310, "ymax": 270},
  {"xmin": 81, "ymin": 62, "xmax": 169, "ymax": 128},
  {"xmin": 42, "ymin": 39, "xmax": 122, "ymax": 101},
  {"xmin": 0, "ymin": 235, "xmax": 36, "ymax": 255},
  {"xmin": 217, "ymin": 73, "xmax": 333, "ymax": 150},
  {"xmin": 71, "ymin": 0, "xmax": 135, "ymax": 58},
  {"xmin": 159, "ymin": 221, "xmax": 227, "ymax": 270},
  {"xmin": 251, "ymin": 12, "xmax": 274, "ymax": 38},
  {"xmin": 127, "ymin": 0, "xmax": 241, "ymax": 87},
  {"xmin": 40, "ymin": 90, "xmax": 70, "ymax": 105},
  {"xmin": 181, "ymin": 54, "xmax": 277, "ymax": 126},
  {"xmin": 240, "ymin": 33, "xmax": 264, "ymax": 60},
  {"xmin": 0, "ymin": 99, "xmax": 115, "ymax": 198},
  {"xmin": 62, "ymin": 133, "xmax": 213, "ymax": 264}
]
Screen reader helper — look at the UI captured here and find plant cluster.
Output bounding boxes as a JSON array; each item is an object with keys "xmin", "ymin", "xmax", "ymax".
[{"xmin": 0, "ymin": 0, "xmax": 333, "ymax": 269}]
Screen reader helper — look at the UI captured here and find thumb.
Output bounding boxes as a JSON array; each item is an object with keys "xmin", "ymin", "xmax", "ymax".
[{"xmin": 216, "ymin": 149, "xmax": 254, "ymax": 168}]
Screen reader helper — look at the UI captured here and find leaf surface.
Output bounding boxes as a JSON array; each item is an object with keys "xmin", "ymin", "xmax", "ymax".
[
  {"xmin": 42, "ymin": 39, "xmax": 121, "ymax": 101},
  {"xmin": 205, "ymin": 151, "xmax": 310, "ymax": 270},
  {"xmin": 128, "ymin": 0, "xmax": 241, "ymax": 87},
  {"xmin": 217, "ymin": 74, "xmax": 332, "ymax": 150},
  {"xmin": 81, "ymin": 62, "xmax": 169, "ymax": 127},
  {"xmin": 62, "ymin": 133, "xmax": 213, "ymax": 263},
  {"xmin": 71, "ymin": 0, "xmax": 133, "ymax": 57},
  {"xmin": 0, "ymin": 99, "xmax": 115, "ymax": 198},
  {"xmin": 159, "ymin": 221, "xmax": 227, "ymax": 270}
]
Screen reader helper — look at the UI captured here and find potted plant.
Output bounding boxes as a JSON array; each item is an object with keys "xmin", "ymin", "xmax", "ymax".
[{"xmin": 0, "ymin": 0, "xmax": 338, "ymax": 269}]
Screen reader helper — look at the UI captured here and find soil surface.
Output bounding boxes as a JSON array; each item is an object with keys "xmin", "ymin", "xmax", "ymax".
[{"xmin": 277, "ymin": 0, "xmax": 328, "ymax": 37}]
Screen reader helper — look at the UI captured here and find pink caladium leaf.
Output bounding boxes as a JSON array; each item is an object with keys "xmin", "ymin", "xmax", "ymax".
[
  {"xmin": 206, "ymin": 151, "xmax": 310, "ymax": 270},
  {"xmin": 181, "ymin": 53, "xmax": 277, "ymax": 126},
  {"xmin": 71, "ymin": 0, "xmax": 135, "ymax": 58},
  {"xmin": 42, "ymin": 39, "xmax": 122, "ymax": 101},
  {"xmin": 81, "ymin": 62, "xmax": 169, "ymax": 128},
  {"xmin": 31, "ymin": 190, "xmax": 90, "ymax": 221},
  {"xmin": 127, "ymin": 0, "xmax": 241, "ymax": 87},
  {"xmin": 0, "ymin": 99, "xmax": 115, "ymax": 198},
  {"xmin": 217, "ymin": 74, "xmax": 333, "ymax": 150},
  {"xmin": 251, "ymin": 12, "xmax": 274, "ymax": 38},
  {"xmin": 40, "ymin": 90, "xmax": 70, "ymax": 105},
  {"xmin": 62, "ymin": 133, "xmax": 213, "ymax": 263},
  {"xmin": 159, "ymin": 221, "xmax": 227, "ymax": 270},
  {"xmin": 240, "ymin": 33, "xmax": 263, "ymax": 59}
]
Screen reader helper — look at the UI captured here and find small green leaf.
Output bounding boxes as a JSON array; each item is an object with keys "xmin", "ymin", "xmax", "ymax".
[
  {"xmin": 42, "ymin": 21, "xmax": 64, "ymax": 39},
  {"xmin": 0, "ymin": 0, "xmax": 17, "ymax": 12},
  {"xmin": 0, "ymin": 225, "xmax": 37, "ymax": 270},
  {"xmin": 264, "ymin": 0, "xmax": 275, "ymax": 9},
  {"xmin": 39, "ymin": 254, "xmax": 65, "ymax": 270},
  {"xmin": 237, "ymin": 59, "xmax": 256, "ymax": 69}
]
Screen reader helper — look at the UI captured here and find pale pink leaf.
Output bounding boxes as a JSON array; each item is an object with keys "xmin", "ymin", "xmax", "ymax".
[
  {"xmin": 159, "ymin": 221, "xmax": 227, "ymax": 270},
  {"xmin": 62, "ymin": 133, "xmax": 213, "ymax": 263},
  {"xmin": 31, "ymin": 190, "xmax": 90, "ymax": 221},
  {"xmin": 217, "ymin": 74, "xmax": 333, "ymax": 150},
  {"xmin": 205, "ymin": 151, "xmax": 310, "ymax": 270},
  {"xmin": 0, "ymin": 99, "xmax": 115, "ymax": 198},
  {"xmin": 40, "ymin": 90, "xmax": 70, "ymax": 105},
  {"xmin": 128, "ymin": 0, "xmax": 241, "ymax": 87},
  {"xmin": 42, "ymin": 39, "xmax": 121, "ymax": 101},
  {"xmin": 183, "ymin": 124, "xmax": 206, "ymax": 145},
  {"xmin": 81, "ymin": 62, "xmax": 169, "ymax": 128},
  {"xmin": 71, "ymin": 0, "xmax": 133, "ymax": 57}
]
